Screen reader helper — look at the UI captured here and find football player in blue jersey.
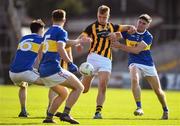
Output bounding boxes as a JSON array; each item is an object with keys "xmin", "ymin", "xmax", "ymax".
[
  {"xmin": 47, "ymin": 46, "xmax": 73, "ymax": 117},
  {"xmin": 9, "ymin": 19, "xmax": 45, "ymax": 117},
  {"xmin": 40, "ymin": 9, "xmax": 90, "ymax": 124},
  {"xmin": 111, "ymin": 14, "xmax": 169, "ymax": 120}
]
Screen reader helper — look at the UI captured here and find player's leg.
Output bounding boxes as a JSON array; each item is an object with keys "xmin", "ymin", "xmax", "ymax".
[
  {"xmin": 81, "ymin": 75, "xmax": 94, "ymax": 93},
  {"xmin": 18, "ymin": 82, "xmax": 29, "ymax": 117},
  {"xmin": 47, "ymin": 89, "xmax": 57, "ymax": 115},
  {"xmin": 59, "ymin": 72, "xmax": 84, "ymax": 124},
  {"xmin": 43, "ymin": 85, "xmax": 68, "ymax": 123},
  {"xmin": 145, "ymin": 76, "xmax": 169, "ymax": 119},
  {"xmin": 47, "ymin": 88, "xmax": 70, "ymax": 117},
  {"xmin": 129, "ymin": 64, "xmax": 144, "ymax": 116},
  {"xmin": 61, "ymin": 72, "xmax": 84, "ymax": 112},
  {"xmin": 42, "ymin": 70, "xmax": 83, "ymax": 124},
  {"xmin": 83, "ymin": 53, "xmax": 97, "ymax": 93},
  {"xmin": 17, "ymin": 71, "xmax": 42, "ymax": 117},
  {"xmin": 87, "ymin": 53, "xmax": 112, "ymax": 119},
  {"xmin": 9, "ymin": 71, "xmax": 30, "ymax": 117},
  {"xmin": 93, "ymin": 71, "xmax": 110, "ymax": 119},
  {"xmin": 11, "ymin": 70, "xmax": 42, "ymax": 118},
  {"xmin": 48, "ymin": 89, "xmax": 57, "ymax": 110}
]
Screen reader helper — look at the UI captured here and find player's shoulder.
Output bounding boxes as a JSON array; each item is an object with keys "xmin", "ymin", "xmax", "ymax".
[
  {"xmin": 108, "ymin": 22, "xmax": 120, "ymax": 31},
  {"xmin": 144, "ymin": 30, "xmax": 153, "ymax": 39},
  {"xmin": 53, "ymin": 25, "xmax": 66, "ymax": 31},
  {"xmin": 20, "ymin": 34, "xmax": 33, "ymax": 42},
  {"xmin": 31, "ymin": 34, "xmax": 43, "ymax": 43},
  {"xmin": 52, "ymin": 25, "xmax": 67, "ymax": 35},
  {"xmin": 45, "ymin": 25, "xmax": 67, "ymax": 36},
  {"xmin": 21, "ymin": 34, "xmax": 31, "ymax": 39},
  {"xmin": 108, "ymin": 22, "xmax": 115, "ymax": 26},
  {"xmin": 22, "ymin": 34, "xmax": 43, "ymax": 43}
]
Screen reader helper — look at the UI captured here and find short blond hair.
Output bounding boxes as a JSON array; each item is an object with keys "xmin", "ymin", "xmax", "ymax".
[
  {"xmin": 98, "ymin": 5, "xmax": 110, "ymax": 15},
  {"xmin": 139, "ymin": 14, "xmax": 152, "ymax": 23}
]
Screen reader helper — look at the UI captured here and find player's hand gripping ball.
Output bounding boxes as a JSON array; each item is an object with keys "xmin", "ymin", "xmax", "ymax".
[{"xmin": 79, "ymin": 62, "xmax": 94, "ymax": 76}]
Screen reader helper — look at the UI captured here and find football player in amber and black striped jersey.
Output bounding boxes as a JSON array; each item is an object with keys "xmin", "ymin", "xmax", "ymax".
[{"xmin": 78, "ymin": 5, "xmax": 136, "ymax": 119}]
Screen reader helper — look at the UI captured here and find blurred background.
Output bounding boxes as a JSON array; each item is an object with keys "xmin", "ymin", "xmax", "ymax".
[{"xmin": 0, "ymin": 0, "xmax": 180, "ymax": 90}]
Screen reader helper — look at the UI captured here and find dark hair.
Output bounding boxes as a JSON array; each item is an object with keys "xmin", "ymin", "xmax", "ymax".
[
  {"xmin": 139, "ymin": 14, "xmax": 152, "ymax": 23},
  {"xmin": 30, "ymin": 19, "xmax": 45, "ymax": 33},
  {"xmin": 52, "ymin": 9, "xmax": 66, "ymax": 22},
  {"xmin": 98, "ymin": 5, "xmax": 110, "ymax": 15}
]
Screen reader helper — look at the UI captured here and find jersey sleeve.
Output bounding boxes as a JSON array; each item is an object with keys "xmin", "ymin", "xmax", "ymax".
[
  {"xmin": 121, "ymin": 31, "xmax": 128, "ymax": 39},
  {"xmin": 81, "ymin": 24, "xmax": 92, "ymax": 36},
  {"xmin": 113, "ymin": 24, "xmax": 121, "ymax": 32}
]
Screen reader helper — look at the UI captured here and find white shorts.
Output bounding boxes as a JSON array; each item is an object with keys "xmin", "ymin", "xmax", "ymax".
[
  {"xmin": 9, "ymin": 69, "xmax": 39, "ymax": 85},
  {"xmin": 129, "ymin": 63, "xmax": 158, "ymax": 77},
  {"xmin": 87, "ymin": 53, "xmax": 112, "ymax": 73},
  {"xmin": 40, "ymin": 69, "xmax": 71, "ymax": 87}
]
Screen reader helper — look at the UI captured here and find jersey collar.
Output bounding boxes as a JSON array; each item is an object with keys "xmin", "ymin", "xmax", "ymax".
[
  {"xmin": 136, "ymin": 29, "xmax": 147, "ymax": 35},
  {"xmin": 52, "ymin": 25, "xmax": 63, "ymax": 28}
]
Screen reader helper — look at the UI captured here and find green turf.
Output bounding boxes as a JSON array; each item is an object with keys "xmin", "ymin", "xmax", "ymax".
[{"xmin": 0, "ymin": 85, "xmax": 180, "ymax": 125}]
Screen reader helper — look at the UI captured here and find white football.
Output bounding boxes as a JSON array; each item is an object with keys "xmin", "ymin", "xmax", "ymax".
[{"xmin": 79, "ymin": 62, "xmax": 94, "ymax": 76}]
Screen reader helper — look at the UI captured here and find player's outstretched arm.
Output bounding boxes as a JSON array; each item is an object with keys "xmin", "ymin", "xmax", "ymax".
[
  {"xmin": 111, "ymin": 41, "xmax": 147, "ymax": 54},
  {"xmin": 66, "ymin": 36, "xmax": 92, "ymax": 47},
  {"xmin": 120, "ymin": 25, "xmax": 136, "ymax": 34}
]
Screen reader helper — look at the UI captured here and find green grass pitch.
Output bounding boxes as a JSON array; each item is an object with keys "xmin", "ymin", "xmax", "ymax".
[{"xmin": 0, "ymin": 85, "xmax": 180, "ymax": 125}]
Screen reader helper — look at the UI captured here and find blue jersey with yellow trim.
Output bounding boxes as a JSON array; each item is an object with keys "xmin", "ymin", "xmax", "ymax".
[
  {"xmin": 122, "ymin": 30, "xmax": 154, "ymax": 66},
  {"xmin": 39, "ymin": 25, "xmax": 68, "ymax": 77},
  {"xmin": 10, "ymin": 34, "xmax": 43, "ymax": 73}
]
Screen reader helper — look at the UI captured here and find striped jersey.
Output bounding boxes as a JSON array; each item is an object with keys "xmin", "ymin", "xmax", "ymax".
[
  {"xmin": 39, "ymin": 25, "xmax": 68, "ymax": 77},
  {"xmin": 10, "ymin": 33, "xmax": 43, "ymax": 73},
  {"xmin": 81, "ymin": 21, "xmax": 121, "ymax": 60},
  {"xmin": 121, "ymin": 30, "xmax": 154, "ymax": 66}
]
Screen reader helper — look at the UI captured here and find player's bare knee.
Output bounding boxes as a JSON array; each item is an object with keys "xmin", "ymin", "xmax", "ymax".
[
  {"xmin": 132, "ymin": 78, "xmax": 138, "ymax": 84},
  {"xmin": 17, "ymin": 82, "xmax": 28, "ymax": 87},
  {"xmin": 58, "ymin": 89, "xmax": 69, "ymax": 100},
  {"xmin": 61, "ymin": 92, "xmax": 68, "ymax": 100},
  {"xmin": 73, "ymin": 82, "xmax": 84, "ymax": 93}
]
